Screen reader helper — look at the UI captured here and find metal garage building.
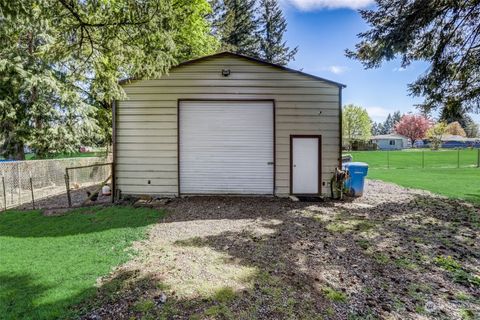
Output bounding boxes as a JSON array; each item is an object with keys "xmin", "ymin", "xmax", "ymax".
[{"xmin": 113, "ymin": 52, "xmax": 345, "ymax": 198}]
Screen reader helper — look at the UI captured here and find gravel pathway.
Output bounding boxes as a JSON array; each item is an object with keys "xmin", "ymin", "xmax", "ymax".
[{"xmin": 83, "ymin": 180, "xmax": 479, "ymax": 320}]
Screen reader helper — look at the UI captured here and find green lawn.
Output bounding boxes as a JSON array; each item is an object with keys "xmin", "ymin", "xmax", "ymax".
[
  {"xmin": 368, "ymin": 168, "xmax": 480, "ymax": 204},
  {"xmin": 0, "ymin": 206, "xmax": 164, "ymax": 320},
  {"xmin": 347, "ymin": 149, "xmax": 480, "ymax": 169},
  {"xmin": 346, "ymin": 150, "xmax": 480, "ymax": 204}
]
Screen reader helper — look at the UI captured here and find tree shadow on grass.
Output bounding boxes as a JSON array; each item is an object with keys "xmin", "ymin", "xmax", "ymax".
[
  {"xmin": 0, "ymin": 206, "xmax": 165, "ymax": 319},
  {"xmin": 0, "ymin": 206, "xmax": 165, "ymax": 237},
  {"xmin": 0, "ymin": 273, "xmax": 98, "ymax": 320},
  {"xmin": 0, "ymin": 273, "xmax": 47, "ymax": 319}
]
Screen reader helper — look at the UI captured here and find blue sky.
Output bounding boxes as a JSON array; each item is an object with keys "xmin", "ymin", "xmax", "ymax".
[{"xmin": 279, "ymin": 0, "xmax": 480, "ymax": 123}]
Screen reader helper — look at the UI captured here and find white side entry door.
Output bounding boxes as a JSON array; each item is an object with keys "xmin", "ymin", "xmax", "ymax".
[{"xmin": 291, "ymin": 136, "xmax": 320, "ymax": 194}]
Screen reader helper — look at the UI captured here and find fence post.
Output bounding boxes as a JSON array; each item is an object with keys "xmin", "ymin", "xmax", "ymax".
[
  {"xmin": 111, "ymin": 163, "xmax": 115, "ymax": 204},
  {"xmin": 1, "ymin": 176, "xmax": 6, "ymax": 211},
  {"xmin": 17, "ymin": 164, "xmax": 21, "ymax": 206},
  {"xmin": 422, "ymin": 150, "xmax": 425, "ymax": 169},
  {"xmin": 64, "ymin": 169, "xmax": 72, "ymax": 208},
  {"xmin": 477, "ymin": 149, "xmax": 480, "ymax": 168},
  {"xmin": 457, "ymin": 149, "xmax": 460, "ymax": 168},
  {"xmin": 30, "ymin": 177, "xmax": 35, "ymax": 210}
]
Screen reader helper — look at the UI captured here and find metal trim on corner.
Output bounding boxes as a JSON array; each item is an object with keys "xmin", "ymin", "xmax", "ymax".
[
  {"xmin": 338, "ymin": 87, "xmax": 343, "ymax": 168},
  {"xmin": 111, "ymin": 100, "xmax": 117, "ymax": 202}
]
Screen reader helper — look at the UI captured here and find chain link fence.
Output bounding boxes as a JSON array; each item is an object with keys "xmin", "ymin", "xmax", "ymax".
[
  {"xmin": 0, "ymin": 157, "xmax": 111, "ymax": 210},
  {"xmin": 65, "ymin": 163, "xmax": 113, "ymax": 208}
]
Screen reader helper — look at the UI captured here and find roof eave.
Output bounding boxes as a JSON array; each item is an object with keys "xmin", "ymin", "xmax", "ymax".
[{"xmin": 118, "ymin": 51, "xmax": 347, "ymax": 88}]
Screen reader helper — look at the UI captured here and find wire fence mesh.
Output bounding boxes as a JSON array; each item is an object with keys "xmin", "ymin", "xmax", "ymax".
[
  {"xmin": 0, "ymin": 157, "xmax": 111, "ymax": 210},
  {"xmin": 65, "ymin": 163, "xmax": 113, "ymax": 207}
]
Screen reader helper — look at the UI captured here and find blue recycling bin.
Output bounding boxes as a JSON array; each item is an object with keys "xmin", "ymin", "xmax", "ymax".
[{"xmin": 343, "ymin": 162, "xmax": 368, "ymax": 197}]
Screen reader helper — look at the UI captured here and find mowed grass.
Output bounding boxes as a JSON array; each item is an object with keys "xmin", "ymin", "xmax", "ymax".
[
  {"xmin": 0, "ymin": 206, "xmax": 164, "ymax": 320},
  {"xmin": 348, "ymin": 149, "xmax": 480, "ymax": 169},
  {"xmin": 346, "ymin": 150, "xmax": 480, "ymax": 204},
  {"xmin": 368, "ymin": 168, "xmax": 480, "ymax": 204}
]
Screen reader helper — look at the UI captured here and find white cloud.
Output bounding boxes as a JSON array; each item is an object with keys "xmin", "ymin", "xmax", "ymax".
[
  {"xmin": 392, "ymin": 67, "xmax": 407, "ymax": 72},
  {"xmin": 365, "ymin": 106, "xmax": 391, "ymax": 122},
  {"xmin": 327, "ymin": 65, "xmax": 348, "ymax": 74},
  {"xmin": 285, "ymin": 0, "xmax": 374, "ymax": 10}
]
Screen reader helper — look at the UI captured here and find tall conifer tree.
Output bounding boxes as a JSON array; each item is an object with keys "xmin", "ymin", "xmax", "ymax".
[
  {"xmin": 259, "ymin": 0, "xmax": 297, "ymax": 65},
  {"xmin": 219, "ymin": 0, "xmax": 260, "ymax": 57},
  {"xmin": 0, "ymin": 0, "xmax": 216, "ymax": 159}
]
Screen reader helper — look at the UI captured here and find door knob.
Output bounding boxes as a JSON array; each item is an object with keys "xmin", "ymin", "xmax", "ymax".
[{"xmin": 293, "ymin": 164, "xmax": 296, "ymax": 167}]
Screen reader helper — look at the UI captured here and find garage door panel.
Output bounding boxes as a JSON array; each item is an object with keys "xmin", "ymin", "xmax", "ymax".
[{"xmin": 180, "ymin": 101, "xmax": 274, "ymax": 194}]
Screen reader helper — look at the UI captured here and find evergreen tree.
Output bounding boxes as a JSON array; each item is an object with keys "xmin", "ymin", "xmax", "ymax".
[
  {"xmin": 0, "ymin": 0, "xmax": 216, "ymax": 159},
  {"xmin": 219, "ymin": 0, "xmax": 261, "ymax": 57},
  {"xmin": 371, "ymin": 122, "xmax": 384, "ymax": 136},
  {"xmin": 439, "ymin": 99, "xmax": 471, "ymax": 128},
  {"xmin": 207, "ymin": 0, "xmax": 226, "ymax": 38},
  {"xmin": 0, "ymin": 3, "xmax": 96, "ymax": 159},
  {"xmin": 258, "ymin": 0, "xmax": 297, "ymax": 65},
  {"xmin": 348, "ymin": 1, "xmax": 480, "ymax": 113},
  {"xmin": 376, "ymin": 111, "xmax": 402, "ymax": 135},
  {"xmin": 382, "ymin": 114, "xmax": 393, "ymax": 134},
  {"xmin": 392, "ymin": 111, "xmax": 402, "ymax": 127}
]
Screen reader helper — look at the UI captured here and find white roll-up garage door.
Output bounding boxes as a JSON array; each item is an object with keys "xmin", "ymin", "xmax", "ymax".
[{"xmin": 179, "ymin": 101, "xmax": 274, "ymax": 194}]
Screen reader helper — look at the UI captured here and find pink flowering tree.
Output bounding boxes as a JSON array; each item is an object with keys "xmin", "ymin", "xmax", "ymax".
[{"xmin": 394, "ymin": 114, "xmax": 431, "ymax": 145}]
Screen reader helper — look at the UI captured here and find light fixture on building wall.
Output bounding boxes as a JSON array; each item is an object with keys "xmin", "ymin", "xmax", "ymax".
[{"xmin": 222, "ymin": 69, "xmax": 231, "ymax": 77}]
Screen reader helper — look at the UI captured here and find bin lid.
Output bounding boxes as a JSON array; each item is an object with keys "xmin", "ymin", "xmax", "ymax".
[
  {"xmin": 344, "ymin": 162, "xmax": 368, "ymax": 175},
  {"xmin": 344, "ymin": 162, "xmax": 368, "ymax": 168}
]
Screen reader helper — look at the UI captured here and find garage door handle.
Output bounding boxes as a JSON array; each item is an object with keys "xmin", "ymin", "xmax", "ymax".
[{"xmin": 267, "ymin": 162, "xmax": 274, "ymax": 165}]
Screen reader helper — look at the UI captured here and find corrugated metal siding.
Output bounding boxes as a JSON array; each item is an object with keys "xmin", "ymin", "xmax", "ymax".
[
  {"xmin": 116, "ymin": 54, "xmax": 341, "ymax": 196},
  {"xmin": 179, "ymin": 101, "xmax": 274, "ymax": 194}
]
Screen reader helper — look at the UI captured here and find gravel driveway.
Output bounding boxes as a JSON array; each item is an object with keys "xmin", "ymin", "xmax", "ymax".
[{"xmin": 83, "ymin": 180, "xmax": 479, "ymax": 320}]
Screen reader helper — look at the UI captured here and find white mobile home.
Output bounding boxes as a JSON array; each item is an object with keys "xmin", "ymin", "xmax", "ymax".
[
  {"xmin": 113, "ymin": 52, "xmax": 345, "ymax": 198},
  {"xmin": 371, "ymin": 134, "xmax": 410, "ymax": 150}
]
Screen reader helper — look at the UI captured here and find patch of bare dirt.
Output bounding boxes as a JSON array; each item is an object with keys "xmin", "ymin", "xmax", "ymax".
[
  {"xmin": 80, "ymin": 180, "xmax": 479, "ymax": 320},
  {"xmin": 15, "ymin": 185, "xmax": 112, "ymax": 214}
]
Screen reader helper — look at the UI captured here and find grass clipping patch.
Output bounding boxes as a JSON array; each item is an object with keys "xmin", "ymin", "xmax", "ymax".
[{"xmin": 124, "ymin": 219, "xmax": 261, "ymax": 300}]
